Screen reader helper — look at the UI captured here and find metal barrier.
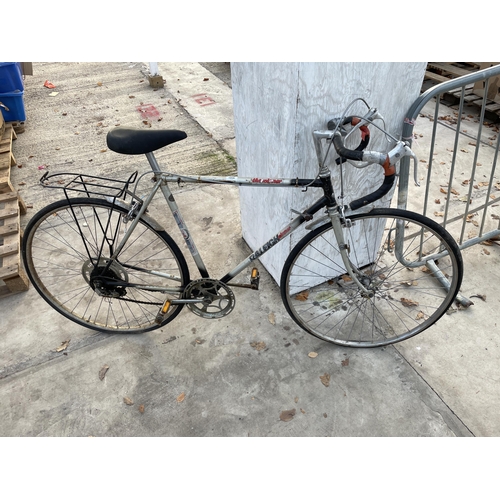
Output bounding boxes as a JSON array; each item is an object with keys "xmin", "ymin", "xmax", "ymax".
[{"xmin": 397, "ymin": 64, "xmax": 500, "ymax": 306}]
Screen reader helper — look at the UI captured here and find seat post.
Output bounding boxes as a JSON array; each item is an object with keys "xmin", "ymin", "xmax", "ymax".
[{"xmin": 146, "ymin": 152, "xmax": 162, "ymax": 173}]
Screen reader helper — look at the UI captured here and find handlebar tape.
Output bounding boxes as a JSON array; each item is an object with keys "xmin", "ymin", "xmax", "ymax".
[
  {"xmin": 335, "ymin": 125, "xmax": 370, "ymax": 165},
  {"xmin": 348, "ymin": 173, "xmax": 396, "ymax": 211},
  {"xmin": 331, "ymin": 119, "xmax": 397, "ymax": 210},
  {"xmin": 333, "ymin": 131, "xmax": 365, "ymax": 162}
]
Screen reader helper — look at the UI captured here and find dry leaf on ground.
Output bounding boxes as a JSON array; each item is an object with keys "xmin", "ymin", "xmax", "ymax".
[
  {"xmin": 295, "ymin": 291, "xmax": 309, "ymax": 301},
  {"xmin": 471, "ymin": 294, "xmax": 486, "ymax": 301},
  {"xmin": 280, "ymin": 409, "xmax": 296, "ymax": 422},
  {"xmin": 341, "ymin": 358, "xmax": 350, "ymax": 367},
  {"xmin": 138, "ymin": 405, "xmax": 145, "ymax": 413},
  {"xmin": 98, "ymin": 365, "xmax": 109, "ymax": 381},
  {"xmin": 308, "ymin": 352, "xmax": 318, "ymax": 358},
  {"xmin": 123, "ymin": 397, "xmax": 134, "ymax": 406},
  {"xmin": 268, "ymin": 313, "xmax": 276, "ymax": 325},
  {"xmin": 250, "ymin": 341, "xmax": 267, "ymax": 351},
  {"xmin": 55, "ymin": 340, "xmax": 70, "ymax": 352},
  {"xmin": 177, "ymin": 392, "xmax": 186, "ymax": 403},
  {"xmin": 320, "ymin": 373, "xmax": 330, "ymax": 387},
  {"xmin": 401, "ymin": 297, "xmax": 419, "ymax": 307}
]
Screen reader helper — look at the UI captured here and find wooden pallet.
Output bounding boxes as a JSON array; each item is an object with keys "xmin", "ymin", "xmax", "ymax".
[
  {"xmin": 424, "ymin": 62, "xmax": 500, "ymax": 121},
  {"xmin": 0, "ymin": 124, "xmax": 17, "ymax": 193},
  {"xmin": 426, "ymin": 62, "xmax": 483, "ymax": 81},
  {"xmin": 0, "ymin": 191, "xmax": 29, "ymax": 297}
]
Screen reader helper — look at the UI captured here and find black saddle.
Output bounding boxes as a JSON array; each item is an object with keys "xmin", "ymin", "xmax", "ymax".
[{"xmin": 106, "ymin": 127, "xmax": 187, "ymax": 155}]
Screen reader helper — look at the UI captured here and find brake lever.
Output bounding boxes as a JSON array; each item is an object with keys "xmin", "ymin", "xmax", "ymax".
[{"xmin": 386, "ymin": 142, "xmax": 420, "ymax": 187}]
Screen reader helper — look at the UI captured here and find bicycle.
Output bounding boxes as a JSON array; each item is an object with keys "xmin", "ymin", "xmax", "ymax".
[{"xmin": 21, "ymin": 100, "xmax": 463, "ymax": 347}]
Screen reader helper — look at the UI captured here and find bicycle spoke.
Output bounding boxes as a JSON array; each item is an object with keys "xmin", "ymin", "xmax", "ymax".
[
  {"xmin": 281, "ymin": 209, "xmax": 462, "ymax": 347},
  {"xmin": 23, "ymin": 198, "xmax": 189, "ymax": 333}
]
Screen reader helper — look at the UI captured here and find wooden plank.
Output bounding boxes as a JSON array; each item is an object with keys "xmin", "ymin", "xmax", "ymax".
[
  {"xmin": 428, "ymin": 62, "xmax": 477, "ymax": 78},
  {"xmin": 0, "ymin": 153, "xmax": 12, "ymax": 170},
  {"xmin": 0, "ymin": 125, "xmax": 14, "ymax": 146},
  {"xmin": 0, "ymin": 140, "xmax": 11, "ymax": 154},
  {"xmin": 0, "ymin": 263, "xmax": 20, "ymax": 281},
  {"xmin": 0, "ymin": 270, "xmax": 30, "ymax": 298},
  {"xmin": 425, "ymin": 70, "xmax": 450, "ymax": 83},
  {"xmin": 477, "ymin": 100, "xmax": 500, "ymax": 112},
  {"xmin": 17, "ymin": 195, "xmax": 27, "ymax": 215},
  {"xmin": 0, "ymin": 125, "xmax": 17, "ymax": 190},
  {"xmin": 0, "ymin": 191, "xmax": 18, "ymax": 203},
  {"xmin": 0, "ymin": 205, "xmax": 18, "ymax": 220},
  {"xmin": 0, "ymin": 241, "xmax": 18, "ymax": 259},
  {"xmin": 0, "ymin": 176, "xmax": 14, "ymax": 193},
  {"xmin": 0, "ymin": 191, "xmax": 27, "ymax": 215},
  {"xmin": 0, "ymin": 191, "xmax": 29, "ymax": 296},
  {"xmin": 473, "ymin": 76, "xmax": 500, "ymax": 103},
  {"xmin": 0, "ymin": 222, "xmax": 19, "ymax": 237},
  {"xmin": 487, "ymin": 102, "xmax": 500, "ymax": 112}
]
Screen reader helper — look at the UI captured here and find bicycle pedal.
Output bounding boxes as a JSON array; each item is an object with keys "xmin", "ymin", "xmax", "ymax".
[
  {"xmin": 250, "ymin": 267, "xmax": 260, "ymax": 290},
  {"xmin": 155, "ymin": 299, "xmax": 172, "ymax": 324}
]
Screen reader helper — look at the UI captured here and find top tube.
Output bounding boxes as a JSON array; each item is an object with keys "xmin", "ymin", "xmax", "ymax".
[{"xmin": 157, "ymin": 172, "xmax": 324, "ymax": 188}]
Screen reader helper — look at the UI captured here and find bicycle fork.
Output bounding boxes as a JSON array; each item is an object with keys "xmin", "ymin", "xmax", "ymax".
[{"xmin": 327, "ymin": 207, "xmax": 375, "ymax": 298}]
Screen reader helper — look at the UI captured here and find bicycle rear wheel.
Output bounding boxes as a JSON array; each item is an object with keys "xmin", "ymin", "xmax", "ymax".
[
  {"xmin": 22, "ymin": 197, "xmax": 190, "ymax": 333},
  {"xmin": 281, "ymin": 208, "xmax": 463, "ymax": 347}
]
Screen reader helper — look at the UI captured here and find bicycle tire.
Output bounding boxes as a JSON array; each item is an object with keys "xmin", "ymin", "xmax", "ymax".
[
  {"xmin": 22, "ymin": 197, "xmax": 190, "ymax": 333},
  {"xmin": 280, "ymin": 208, "xmax": 463, "ymax": 347}
]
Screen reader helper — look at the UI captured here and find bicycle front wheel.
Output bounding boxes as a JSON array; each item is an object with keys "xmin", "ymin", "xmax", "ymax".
[
  {"xmin": 281, "ymin": 208, "xmax": 463, "ymax": 347},
  {"xmin": 22, "ymin": 197, "xmax": 190, "ymax": 333}
]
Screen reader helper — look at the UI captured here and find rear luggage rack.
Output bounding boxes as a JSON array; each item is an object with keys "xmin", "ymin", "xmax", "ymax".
[{"xmin": 40, "ymin": 171, "xmax": 138, "ymax": 199}]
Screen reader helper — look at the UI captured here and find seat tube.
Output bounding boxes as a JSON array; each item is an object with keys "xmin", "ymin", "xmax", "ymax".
[{"xmin": 146, "ymin": 152, "xmax": 210, "ymax": 278}]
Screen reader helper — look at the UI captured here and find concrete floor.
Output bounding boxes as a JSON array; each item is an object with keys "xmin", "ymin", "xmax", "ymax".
[{"xmin": 1, "ymin": 62, "xmax": 499, "ymax": 438}]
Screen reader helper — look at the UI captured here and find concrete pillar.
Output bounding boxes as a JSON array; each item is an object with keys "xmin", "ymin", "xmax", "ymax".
[
  {"xmin": 148, "ymin": 62, "xmax": 159, "ymax": 76},
  {"xmin": 232, "ymin": 62, "xmax": 427, "ymax": 283}
]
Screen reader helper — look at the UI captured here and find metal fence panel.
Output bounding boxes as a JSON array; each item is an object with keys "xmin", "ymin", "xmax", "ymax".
[{"xmin": 398, "ymin": 64, "xmax": 500, "ymax": 251}]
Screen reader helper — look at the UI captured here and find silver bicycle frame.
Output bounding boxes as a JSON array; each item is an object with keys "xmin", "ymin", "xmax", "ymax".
[
  {"xmin": 106, "ymin": 120, "xmax": 424, "ymax": 298},
  {"xmin": 106, "ymin": 135, "xmax": 397, "ymax": 298},
  {"xmin": 142, "ymin": 152, "xmax": 329, "ymax": 286}
]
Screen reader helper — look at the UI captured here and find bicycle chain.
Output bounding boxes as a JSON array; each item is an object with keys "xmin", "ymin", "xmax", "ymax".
[{"xmin": 104, "ymin": 295, "xmax": 163, "ymax": 307}]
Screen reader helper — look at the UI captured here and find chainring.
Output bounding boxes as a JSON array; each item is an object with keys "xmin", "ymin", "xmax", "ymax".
[{"xmin": 183, "ymin": 279, "xmax": 235, "ymax": 319}]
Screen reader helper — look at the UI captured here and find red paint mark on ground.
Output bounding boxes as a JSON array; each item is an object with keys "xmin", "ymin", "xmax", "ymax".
[
  {"xmin": 191, "ymin": 94, "xmax": 216, "ymax": 106},
  {"xmin": 136, "ymin": 104, "xmax": 161, "ymax": 119}
]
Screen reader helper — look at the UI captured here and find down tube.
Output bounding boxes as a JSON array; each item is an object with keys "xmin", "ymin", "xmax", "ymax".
[{"xmin": 220, "ymin": 197, "xmax": 327, "ymax": 284}]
